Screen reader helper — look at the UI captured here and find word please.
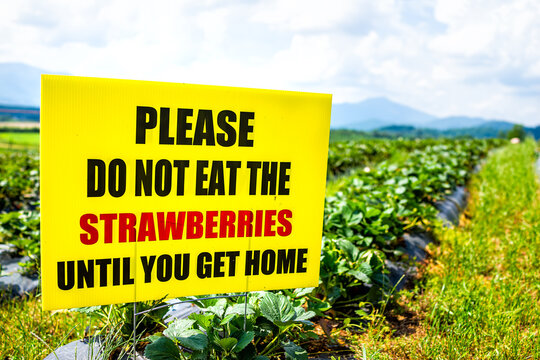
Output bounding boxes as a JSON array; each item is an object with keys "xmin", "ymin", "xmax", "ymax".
[
  {"xmin": 80, "ymin": 209, "xmax": 293, "ymax": 245},
  {"xmin": 135, "ymin": 106, "xmax": 254, "ymax": 147}
]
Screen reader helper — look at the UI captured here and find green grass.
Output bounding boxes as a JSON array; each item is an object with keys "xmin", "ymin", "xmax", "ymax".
[
  {"xmin": 351, "ymin": 139, "xmax": 540, "ymax": 359},
  {"xmin": 0, "ymin": 132, "xmax": 39, "ymax": 149},
  {"xmin": 0, "ymin": 293, "xmax": 90, "ymax": 359}
]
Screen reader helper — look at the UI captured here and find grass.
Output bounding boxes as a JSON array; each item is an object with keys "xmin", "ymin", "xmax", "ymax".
[
  {"xmin": 0, "ymin": 293, "xmax": 89, "ymax": 359},
  {"xmin": 0, "ymin": 294, "xmax": 163, "ymax": 359},
  {"xmin": 349, "ymin": 139, "xmax": 540, "ymax": 359},
  {"xmin": 0, "ymin": 132, "xmax": 39, "ymax": 149}
]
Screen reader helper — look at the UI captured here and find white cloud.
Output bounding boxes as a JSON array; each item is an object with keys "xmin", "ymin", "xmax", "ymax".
[
  {"xmin": 252, "ymin": 0, "xmax": 368, "ymax": 32},
  {"xmin": 0, "ymin": 0, "xmax": 539, "ymax": 125}
]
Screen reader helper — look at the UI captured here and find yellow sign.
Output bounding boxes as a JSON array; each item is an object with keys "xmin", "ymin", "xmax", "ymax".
[{"xmin": 41, "ymin": 75, "xmax": 331, "ymax": 310}]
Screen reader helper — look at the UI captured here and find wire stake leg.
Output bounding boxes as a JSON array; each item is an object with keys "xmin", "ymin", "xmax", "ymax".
[
  {"xmin": 243, "ymin": 292, "xmax": 248, "ymax": 331},
  {"xmin": 133, "ymin": 302, "xmax": 137, "ymax": 359}
]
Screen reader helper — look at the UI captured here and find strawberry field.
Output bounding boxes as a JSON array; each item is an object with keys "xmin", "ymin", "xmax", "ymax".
[{"xmin": 2, "ymin": 136, "xmax": 538, "ymax": 359}]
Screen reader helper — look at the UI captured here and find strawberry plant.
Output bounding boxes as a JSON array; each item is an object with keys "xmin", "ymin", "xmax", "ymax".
[
  {"xmin": 0, "ymin": 210, "xmax": 40, "ymax": 275},
  {"xmin": 145, "ymin": 292, "xmax": 315, "ymax": 360},
  {"xmin": 318, "ymin": 238, "xmax": 387, "ymax": 306},
  {"xmin": 0, "ymin": 151, "xmax": 39, "ymax": 212},
  {"xmin": 318, "ymin": 138, "xmax": 504, "ymax": 310}
]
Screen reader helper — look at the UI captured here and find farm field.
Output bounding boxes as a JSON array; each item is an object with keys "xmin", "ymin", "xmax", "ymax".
[
  {"xmin": 0, "ymin": 136, "xmax": 538, "ymax": 359},
  {"xmin": 352, "ymin": 139, "xmax": 540, "ymax": 359},
  {"xmin": 0, "ymin": 131, "xmax": 39, "ymax": 150}
]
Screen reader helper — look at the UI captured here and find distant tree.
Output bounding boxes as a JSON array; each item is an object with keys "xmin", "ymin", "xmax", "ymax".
[{"xmin": 506, "ymin": 124, "xmax": 527, "ymax": 140}]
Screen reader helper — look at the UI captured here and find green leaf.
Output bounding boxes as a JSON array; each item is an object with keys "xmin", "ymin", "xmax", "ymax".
[
  {"xmin": 176, "ymin": 331, "xmax": 208, "ymax": 351},
  {"xmin": 191, "ymin": 351, "xmax": 208, "ymax": 360},
  {"xmin": 217, "ymin": 337, "xmax": 238, "ymax": 351},
  {"xmin": 225, "ymin": 303, "xmax": 255, "ymax": 316},
  {"xmin": 327, "ymin": 286, "xmax": 342, "ymax": 303},
  {"xmin": 189, "ymin": 312, "xmax": 214, "ymax": 331},
  {"xmin": 292, "ymin": 287, "xmax": 315, "ymax": 297},
  {"xmin": 336, "ymin": 262, "xmax": 349, "ymax": 274},
  {"xmin": 205, "ymin": 298, "xmax": 228, "ymax": 317},
  {"xmin": 336, "ymin": 239, "xmax": 359, "ymax": 261},
  {"xmin": 308, "ymin": 298, "xmax": 332, "ymax": 315},
  {"xmin": 293, "ymin": 309, "xmax": 315, "ymax": 325},
  {"xmin": 259, "ymin": 292, "xmax": 296, "ymax": 326},
  {"xmin": 358, "ymin": 261, "xmax": 373, "ymax": 276},
  {"xmin": 365, "ymin": 207, "xmax": 381, "ymax": 217},
  {"xmin": 347, "ymin": 269, "xmax": 371, "ymax": 283},
  {"xmin": 342, "ymin": 205, "xmax": 353, "ymax": 221},
  {"xmin": 144, "ymin": 336, "xmax": 182, "ymax": 360},
  {"xmin": 146, "ymin": 333, "xmax": 163, "ymax": 343},
  {"xmin": 219, "ymin": 313, "xmax": 236, "ymax": 325},
  {"xmin": 233, "ymin": 331, "xmax": 254, "ymax": 352},
  {"xmin": 347, "ymin": 212, "xmax": 363, "ymax": 225},
  {"xmin": 298, "ymin": 331, "xmax": 319, "ymax": 340},
  {"xmin": 164, "ymin": 319, "xmax": 208, "ymax": 351},
  {"xmin": 163, "ymin": 318, "xmax": 196, "ymax": 337},
  {"xmin": 283, "ymin": 341, "xmax": 308, "ymax": 360}
]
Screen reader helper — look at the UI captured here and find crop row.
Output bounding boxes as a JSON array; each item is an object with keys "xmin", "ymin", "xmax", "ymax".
[
  {"xmin": 319, "ymin": 139, "xmax": 503, "ymax": 307},
  {"xmin": 327, "ymin": 137, "xmax": 503, "ymax": 176},
  {"xmin": 0, "ymin": 138, "xmax": 504, "ymax": 359},
  {"xmin": 0, "ymin": 151, "xmax": 40, "ymax": 275}
]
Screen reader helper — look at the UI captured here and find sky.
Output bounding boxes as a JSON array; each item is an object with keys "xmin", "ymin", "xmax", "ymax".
[{"xmin": 1, "ymin": 0, "xmax": 539, "ymax": 126}]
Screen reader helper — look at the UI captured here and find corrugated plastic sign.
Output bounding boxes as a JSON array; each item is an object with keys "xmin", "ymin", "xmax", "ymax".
[{"xmin": 40, "ymin": 75, "xmax": 331, "ymax": 310}]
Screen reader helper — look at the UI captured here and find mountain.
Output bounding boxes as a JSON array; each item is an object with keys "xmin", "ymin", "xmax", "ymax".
[
  {"xmin": 0, "ymin": 63, "xmax": 51, "ymax": 106},
  {"xmin": 528, "ymin": 126, "xmax": 540, "ymax": 139},
  {"xmin": 332, "ymin": 97, "xmax": 436, "ymax": 130},
  {"xmin": 341, "ymin": 119, "xmax": 393, "ymax": 131},
  {"xmin": 0, "ymin": 62, "xmax": 534, "ymax": 133},
  {"xmin": 331, "ymin": 97, "xmax": 536, "ymax": 132}
]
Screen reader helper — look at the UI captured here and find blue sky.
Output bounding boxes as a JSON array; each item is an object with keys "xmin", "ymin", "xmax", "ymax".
[{"xmin": 1, "ymin": 0, "xmax": 539, "ymax": 125}]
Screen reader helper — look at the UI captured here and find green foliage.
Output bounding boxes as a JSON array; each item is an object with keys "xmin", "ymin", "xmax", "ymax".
[
  {"xmin": 327, "ymin": 140, "xmax": 393, "ymax": 176},
  {"xmin": 0, "ymin": 151, "xmax": 39, "ymax": 211},
  {"xmin": 327, "ymin": 138, "xmax": 503, "ymax": 177},
  {"xmin": 319, "ymin": 238, "xmax": 387, "ymax": 305},
  {"xmin": 145, "ymin": 336, "xmax": 183, "ymax": 360},
  {"xmin": 0, "ymin": 137, "xmax": 508, "ymax": 358},
  {"xmin": 146, "ymin": 293, "xmax": 315, "ymax": 360},
  {"xmin": 0, "ymin": 210, "xmax": 40, "ymax": 275},
  {"xmin": 259, "ymin": 292, "xmax": 315, "ymax": 327},
  {"xmin": 0, "ymin": 151, "xmax": 40, "ymax": 274},
  {"xmin": 320, "ymin": 139, "xmax": 503, "ymax": 307}
]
